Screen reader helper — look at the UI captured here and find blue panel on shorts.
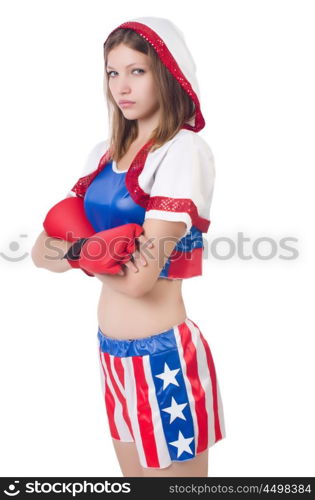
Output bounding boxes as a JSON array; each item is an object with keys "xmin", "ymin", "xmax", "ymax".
[{"xmin": 149, "ymin": 333, "xmax": 196, "ymax": 461}]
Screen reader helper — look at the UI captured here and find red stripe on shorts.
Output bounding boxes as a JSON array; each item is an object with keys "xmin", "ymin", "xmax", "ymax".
[
  {"xmin": 104, "ymin": 352, "xmax": 134, "ymax": 440},
  {"xmin": 195, "ymin": 324, "xmax": 224, "ymax": 442},
  {"xmin": 178, "ymin": 321, "xmax": 209, "ymax": 453},
  {"xmin": 132, "ymin": 356, "xmax": 160, "ymax": 467},
  {"xmin": 99, "ymin": 350, "xmax": 120, "ymax": 440}
]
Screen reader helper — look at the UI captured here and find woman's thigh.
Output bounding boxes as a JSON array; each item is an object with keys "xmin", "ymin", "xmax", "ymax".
[
  {"xmin": 111, "ymin": 438, "xmax": 143, "ymax": 477},
  {"xmin": 141, "ymin": 448, "xmax": 209, "ymax": 477}
]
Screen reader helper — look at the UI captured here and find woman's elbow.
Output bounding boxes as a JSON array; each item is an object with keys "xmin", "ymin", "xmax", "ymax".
[
  {"xmin": 31, "ymin": 246, "xmax": 43, "ymax": 268},
  {"xmin": 128, "ymin": 287, "xmax": 149, "ymax": 299},
  {"xmin": 127, "ymin": 278, "xmax": 156, "ymax": 299}
]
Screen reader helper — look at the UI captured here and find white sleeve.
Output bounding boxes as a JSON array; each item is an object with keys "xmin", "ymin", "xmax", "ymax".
[
  {"xmin": 65, "ymin": 140, "xmax": 109, "ymax": 198},
  {"xmin": 144, "ymin": 132, "xmax": 216, "ymax": 237}
]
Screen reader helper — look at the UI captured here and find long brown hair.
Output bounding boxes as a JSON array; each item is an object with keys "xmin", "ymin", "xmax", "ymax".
[{"xmin": 103, "ymin": 28, "xmax": 195, "ymax": 162}]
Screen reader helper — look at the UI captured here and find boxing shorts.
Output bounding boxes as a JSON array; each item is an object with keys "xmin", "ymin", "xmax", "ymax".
[{"xmin": 96, "ymin": 317, "xmax": 226, "ymax": 469}]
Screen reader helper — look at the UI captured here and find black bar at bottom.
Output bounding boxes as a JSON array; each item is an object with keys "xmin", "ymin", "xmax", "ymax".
[{"xmin": 0, "ymin": 477, "xmax": 314, "ymax": 499}]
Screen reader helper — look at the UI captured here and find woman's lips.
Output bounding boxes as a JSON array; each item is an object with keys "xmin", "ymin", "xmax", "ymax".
[{"xmin": 119, "ymin": 101, "xmax": 135, "ymax": 108}]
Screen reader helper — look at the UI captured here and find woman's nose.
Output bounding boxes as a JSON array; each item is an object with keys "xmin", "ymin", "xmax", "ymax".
[
  {"xmin": 116, "ymin": 75, "xmax": 132, "ymax": 93},
  {"xmin": 118, "ymin": 84, "xmax": 132, "ymax": 94}
]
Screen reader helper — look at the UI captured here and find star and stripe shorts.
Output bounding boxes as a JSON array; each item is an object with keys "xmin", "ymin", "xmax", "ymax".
[{"xmin": 96, "ymin": 317, "xmax": 226, "ymax": 469}]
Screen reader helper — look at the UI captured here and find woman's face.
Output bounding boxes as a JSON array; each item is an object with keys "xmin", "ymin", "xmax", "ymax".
[{"xmin": 106, "ymin": 44, "xmax": 160, "ymax": 121}]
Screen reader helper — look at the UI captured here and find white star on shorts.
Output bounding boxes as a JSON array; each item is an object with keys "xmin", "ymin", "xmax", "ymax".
[
  {"xmin": 155, "ymin": 362, "xmax": 180, "ymax": 390},
  {"xmin": 169, "ymin": 430, "xmax": 194, "ymax": 458},
  {"xmin": 162, "ymin": 397, "xmax": 188, "ymax": 423}
]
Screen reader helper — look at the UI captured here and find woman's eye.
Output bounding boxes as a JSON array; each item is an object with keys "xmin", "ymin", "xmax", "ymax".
[{"xmin": 106, "ymin": 69, "xmax": 145, "ymax": 77}]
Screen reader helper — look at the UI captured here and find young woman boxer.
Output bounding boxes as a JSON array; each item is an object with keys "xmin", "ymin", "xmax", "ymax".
[{"xmin": 32, "ymin": 16, "xmax": 226, "ymax": 478}]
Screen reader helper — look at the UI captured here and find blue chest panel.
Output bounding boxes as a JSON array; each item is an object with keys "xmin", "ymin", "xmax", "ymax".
[{"xmin": 84, "ymin": 161, "xmax": 145, "ymax": 232}]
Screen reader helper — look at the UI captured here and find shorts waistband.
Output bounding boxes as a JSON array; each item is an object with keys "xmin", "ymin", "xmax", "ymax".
[{"xmin": 97, "ymin": 318, "xmax": 190, "ymax": 357}]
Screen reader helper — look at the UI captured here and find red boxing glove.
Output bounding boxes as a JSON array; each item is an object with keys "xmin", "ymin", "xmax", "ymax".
[
  {"xmin": 43, "ymin": 196, "xmax": 95, "ymax": 241},
  {"xmin": 64, "ymin": 223, "xmax": 144, "ymax": 275},
  {"xmin": 43, "ymin": 197, "xmax": 95, "ymax": 276}
]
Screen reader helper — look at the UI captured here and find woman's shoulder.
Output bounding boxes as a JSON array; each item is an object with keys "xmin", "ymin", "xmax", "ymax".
[
  {"xmin": 168, "ymin": 129, "xmax": 215, "ymax": 158},
  {"xmin": 65, "ymin": 139, "xmax": 110, "ymax": 198},
  {"xmin": 67, "ymin": 139, "xmax": 110, "ymax": 183},
  {"xmin": 147, "ymin": 128, "xmax": 214, "ymax": 162},
  {"xmin": 147, "ymin": 129, "xmax": 215, "ymax": 179},
  {"xmin": 80, "ymin": 139, "xmax": 110, "ymax": 176}
]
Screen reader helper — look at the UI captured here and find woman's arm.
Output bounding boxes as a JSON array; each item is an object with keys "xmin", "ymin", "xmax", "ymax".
[
  {"xmin": 31, "ymin": 230, "xmax": 73, "ymax": 273},
  {"xmin": 94, "ymin": 218, "xmax": 187, "ymax": 297}
]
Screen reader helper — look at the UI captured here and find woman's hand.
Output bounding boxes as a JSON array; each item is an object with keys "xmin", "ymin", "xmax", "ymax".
[
  {"xmin": 91, "ymin": 233, "xmax": 154, "ymax": 281},
  {"xmin": 118, "ymin": 233, "xmax": 154, "ymax": 275}
]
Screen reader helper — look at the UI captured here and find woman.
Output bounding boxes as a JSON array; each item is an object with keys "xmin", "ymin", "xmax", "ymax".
[{"xmin": 31, "ymin": 16, "xmax": 226, "ymax": 478}]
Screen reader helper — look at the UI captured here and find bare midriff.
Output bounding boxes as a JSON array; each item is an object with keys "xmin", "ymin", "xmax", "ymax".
[{"xmin": 97, "ymin": 277, "xmax": 187, "ymax": 340}]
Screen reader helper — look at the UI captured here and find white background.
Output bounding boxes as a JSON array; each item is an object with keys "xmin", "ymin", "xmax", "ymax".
[{"xmin": 0, "ymin": 0, "xmax": 314, "ymax": 477}]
